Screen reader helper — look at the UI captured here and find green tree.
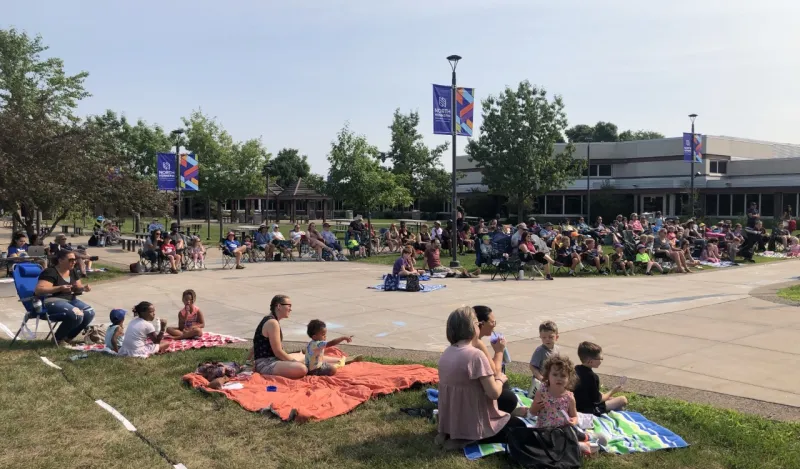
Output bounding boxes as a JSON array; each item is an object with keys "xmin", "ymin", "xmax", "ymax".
[
  {"xmin": 304, "ymin": 173, "xmax": 328, "ymax": 195},
  {"xmin": 564, "ymin": 124, "xmax": 595, "ymax": 143},
  {"xmin": 0, "ymin": 28, "xmax": 89, "ymax": 122},
  {"xmin": 592, "ymin": 121, "xmax": 619, "ymax": 142},
  {"xmin": 89, "ymin": 110, "xmax": 172, "ymax": 176},
  {"xmin": 268, "ymin": 148, "xmax": 310, "ymax": 188},
  {"xmin": 386, "ymin": 109, "xmax": 449, "ymax": 206},
  {"xmin": 326, "ymin": 123, "xmax": 412, "ymax": 214},
  {"xmin": 466, "ymin": 81, "xmax": 584, "ymax": 222},
  {"xmin": 619, "ymin": 129, "xmax": 665, "ymax": 141},
  {"xmin": 183, "ymin": 110, "xmax": 267, "ymax": 228}
]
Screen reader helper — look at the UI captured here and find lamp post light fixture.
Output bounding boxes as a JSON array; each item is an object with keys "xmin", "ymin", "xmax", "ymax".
[
  {"xmin": 264, "ymin": 163, "xmax": 274, "ymax": 224},
  {"xmin": 447, "ymin": 54, "xmax": 462, "ymax": 268},
  {"xmin": 171, "ymin": 128, "xmax": 186, "ymax": 231},
  {"xmin": 689, "ymin": 113, "xmax": 698, "ymax": 219},
  {"xmin": 585, "ymin": 139, "xmax": 592, "ymax": 222}
]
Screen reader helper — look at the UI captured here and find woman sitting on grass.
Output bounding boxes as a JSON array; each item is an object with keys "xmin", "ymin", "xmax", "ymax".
[
  {"xmin": 249, "ymin": 295, "xmax": 308, "ymax": 379},
  {"xmin": 436, "ymin": 306, "xmax": 528, "ymax": 451}
]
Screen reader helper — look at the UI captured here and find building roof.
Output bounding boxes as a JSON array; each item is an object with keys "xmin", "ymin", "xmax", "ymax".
[{"xmin": 278, "ymin": 178, "xmax": 330, "ymax": 200}]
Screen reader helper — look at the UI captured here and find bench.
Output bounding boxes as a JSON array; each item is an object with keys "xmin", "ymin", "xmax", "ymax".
[
  {"xmin": 119, "ymin": 237, "xmax": 142, "ymax": 252},
  {"xmin": 61, "ymin": 225, "xmax": 71, "ymax": 234},
  {"xmin": 74, "ymin": 227, "xmax": 84, "ymax": 236}
]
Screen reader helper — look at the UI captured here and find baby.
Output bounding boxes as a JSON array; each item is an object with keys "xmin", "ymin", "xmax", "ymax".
[{"xmin": 305, "ymin": 320, "xmax": 359, "ymax": 376}]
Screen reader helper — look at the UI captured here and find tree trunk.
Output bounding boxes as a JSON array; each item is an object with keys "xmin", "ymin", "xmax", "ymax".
[{"xmin": 217, "ymin": 200, "xmax": 223, "ymax": 242}]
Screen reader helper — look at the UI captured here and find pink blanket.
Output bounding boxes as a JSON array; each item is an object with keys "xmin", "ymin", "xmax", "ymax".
[{"xmin": 70, "ymin": 332, "xmax": 245, "ymax": 352}]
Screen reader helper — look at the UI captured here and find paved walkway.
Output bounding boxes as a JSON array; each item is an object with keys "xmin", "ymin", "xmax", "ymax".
[{"xmin": 1, "ymin": 238, "xmax": 799, "ymax": 407}]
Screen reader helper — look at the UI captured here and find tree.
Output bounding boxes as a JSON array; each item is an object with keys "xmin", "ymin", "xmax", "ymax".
[
  {"xmin": 183, "ymin": 110, "xmax": 267, "ymax": 227},
  {"xmin": 89, "ymin": 110, "xmax": 172, "ymax": 176},
  {"xmin": 0, "ymin": 29, "xmax": 169, "ymax": 237},
  {"xmin": 466, "ymin": 81, "xmax": 584, "ymax": 222},
  {"xmin": 326, "ymin": 124, "xmax": 412, "ymax": 214},
  {"xmin": 268, "ymin": 148, "xmax": 310, "ymax": 188},
  {"xmin": 0, "ymin": 28, "xmax": 89, "ymax": 122},
  {"xmin": 304, "ymin": 173, "xmax": 328, "ymax": 195},
  {"xmin": 567, "ymin": 120, "xmax": 664, "ymax": 143},
  {"xmin": 619, "ymin": 129, "xmax": 665, "ymax": 141},
  {"xmin": 385, "ymin": 109, "xmax": 449, "ymax": 206}
]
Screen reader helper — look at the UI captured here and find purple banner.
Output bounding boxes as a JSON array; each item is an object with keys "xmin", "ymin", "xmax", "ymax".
[
  {"xmin": 683, "ymin": 133, "xmax": 702, "ymax": 163},
  {"xmin": 157, "ymin": 153, "xmax": 177, "ymax": 190}
]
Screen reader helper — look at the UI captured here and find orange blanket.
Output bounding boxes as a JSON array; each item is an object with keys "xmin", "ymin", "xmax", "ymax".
[{"xmin": 183, "ymin": 360, "xmax": 439, "ymax": 422}]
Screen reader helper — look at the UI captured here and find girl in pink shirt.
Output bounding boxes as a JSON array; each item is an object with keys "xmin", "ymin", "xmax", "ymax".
[
  {"xmin": 629, "ymin": 213, "xmax": 643, "ymax": 234},
  {"xmin": 166, "ymin": 289, "xmax": 205, "ymax": 339}
]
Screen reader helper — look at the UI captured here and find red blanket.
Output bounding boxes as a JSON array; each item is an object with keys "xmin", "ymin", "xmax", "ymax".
[{"xmin": 183, "ymin": 359, "xmax": 439, "ymax": 422}]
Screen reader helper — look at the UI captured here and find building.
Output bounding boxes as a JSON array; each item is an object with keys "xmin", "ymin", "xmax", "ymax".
[{"xmin": 456, "ymin": 135, "xmax": 800, "ymax": 220}]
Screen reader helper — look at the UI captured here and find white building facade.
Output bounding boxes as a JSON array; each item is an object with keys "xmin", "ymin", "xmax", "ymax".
[{"xmin": 456, "ymin": 136, "xmax": 800, "ymax": 220}]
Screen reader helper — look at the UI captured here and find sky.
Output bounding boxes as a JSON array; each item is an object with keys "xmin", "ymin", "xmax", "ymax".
[{"xmin": 5, "ymin": 0, "xmax": 800, "ymax": 173}]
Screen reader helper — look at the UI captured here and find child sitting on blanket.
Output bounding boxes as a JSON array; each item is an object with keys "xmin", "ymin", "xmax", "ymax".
[
  {"xmin": 530, "ymin": 355, "xmax": 595, "ymax": 455},
  {"xmin": 305, "ymin": 320, "xmax": 361, "ymax": 376},
  {"xmin": 166, "ymin": 289, "xmax": 205, "ymax": 339},
  {"xmin": 787, "ymin": 237, "xmax": 800, "ymax": 258},
  {"xmin": 118, "ymin": 301, "xmax": 170, "ymax": 358},
  {"xmin": 105, "ymin": 308, "xmax": 126, "ymax": 353},
  {"xmin": 573, "ymin": 341, "xmax": 628, "ymax": 416}
]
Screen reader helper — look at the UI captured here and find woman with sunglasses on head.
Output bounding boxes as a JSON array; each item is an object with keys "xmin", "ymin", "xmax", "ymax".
[{"xmin": 34, "ymin": 249, "xmax": 95, "ymax": 345}]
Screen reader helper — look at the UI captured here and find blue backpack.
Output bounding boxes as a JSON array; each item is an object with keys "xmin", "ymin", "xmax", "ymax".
[{"xmin": 383, "ymin": 274, "xmax": 400, "ymax": 291}]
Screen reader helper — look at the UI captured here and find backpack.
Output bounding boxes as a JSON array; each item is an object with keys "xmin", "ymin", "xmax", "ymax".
[
  {"xmin": 383, "ymin": 274, "xmax": 400, "ymax": 291},
  {"xmin": 81, "ymin": 325, "xmax": 107, "ymax": 345},
  {"xmin": 405, "ymin": 274, "xmax": 421, "ymax": 292},
  {"xmin": 130, "ymin": 261, "xmax": 145, "ymax": 274}
]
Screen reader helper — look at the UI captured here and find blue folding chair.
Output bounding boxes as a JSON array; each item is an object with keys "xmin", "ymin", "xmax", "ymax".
[{"xmin": 9, "ymin": 263, "xmax": 60, "ymax": 347}]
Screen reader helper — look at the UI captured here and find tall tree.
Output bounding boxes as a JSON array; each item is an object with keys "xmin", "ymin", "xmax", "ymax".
[
  {"xmin": 183, "ymin": 110, "xmax": 267, "ymax": 224},
  {"xmin": 466, "ymin": 81, "xmax": 584, "ymax": 222},
  {"xmin": 0, "ymin": 28, "xmax": 89, "ymax": 122},
  {"xmin": 268, "ymin": 148, "xmax": 310, "ymax": 188},
  {"xmin": 619, "ymin": 129, "xmax": 665, "ymax": 141},
  {"xmin": 592, "ymin": 121, "xmax": 619, "ymax": 142},
  {"xmin": 327, "ymin": 123, "xmax": 412, "ymax": 214},
  {"xmin": 88, "ymin": 110, "xmax": 172, "ymax": 176},
  {"xmin": 564, "ymin": 124, "xmax": 595, "ymax": 143},
  {"xmin": 386, "ymin": 109, "xmax": 449, "ymax": 205}
]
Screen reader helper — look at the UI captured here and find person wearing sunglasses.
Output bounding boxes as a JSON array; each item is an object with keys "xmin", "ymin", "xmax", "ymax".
[{"xmin": 34, "ymin": 249, "xmax": 95, "ymax": 345}]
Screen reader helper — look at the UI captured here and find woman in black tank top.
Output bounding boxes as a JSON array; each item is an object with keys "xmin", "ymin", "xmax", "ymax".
[{"xmin": 250, "ymin": 295, "xmax": 308, "ymax": 379}]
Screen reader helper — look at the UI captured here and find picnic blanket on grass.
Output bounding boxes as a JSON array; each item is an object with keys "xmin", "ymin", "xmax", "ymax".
[
  {"xmin": 67, "ymin": 332, "xmax": 245, "ymax": 353},
  {"xmin": 183, "ymin": 359, "xmax": 439, "ymax": 422},
  {"xmin": 699, "ymin": 260, "xmax": 737, "ymax": 268}
]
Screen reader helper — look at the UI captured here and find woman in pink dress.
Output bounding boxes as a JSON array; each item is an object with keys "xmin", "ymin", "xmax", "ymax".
[{"xmin": 436, "ymin": 306, "xmax": 529, "ymax": 450}]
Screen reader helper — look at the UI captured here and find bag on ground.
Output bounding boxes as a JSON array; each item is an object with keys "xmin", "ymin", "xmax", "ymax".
[
  {"xmin": 405, "ymin": 274, "xmax": 420, "ymax": 292},
  {"xmin": 383, "ymin": 274, "xmax": 400, "ymax": 291}
]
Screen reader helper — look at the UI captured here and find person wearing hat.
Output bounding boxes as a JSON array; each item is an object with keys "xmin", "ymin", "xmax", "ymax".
[
  {"xmin": 50, "ymin": 233, "xmax": 96, "ymax": 277},
  {"xmin": 511, "ymin": 223, "xmax": 527, "ymax": 250},
  {"xmin": 610, "ymin": 243, "xmax": 634, "ymax": 276},
  {"xmin": 635, "ymin": 243, "xmax": 663, "ymax": 275},
  {"xmin": 348, "ymin": 215, "xmax": 367, "ymax": 249},
  {"xmin": 255, "ymin": 224, "xmax": 273, "ymax": 259},
  {"xmin": 148, "ymin": 219, "xmax": 164, "ymax": 233},
  {"xmin": 321, "ymin": 222, "xmax": 344, "ymax": 258},
  {"xmin": 223, "ymin": 231, "xmax": 247, "ymax": 269},
  {"xmin": 538, "ymin": 222, "xmax": 557, "ymax": 244},
  {"xmin": 105, "ymin": 309, "xmax": 127, "ymax": 353}
]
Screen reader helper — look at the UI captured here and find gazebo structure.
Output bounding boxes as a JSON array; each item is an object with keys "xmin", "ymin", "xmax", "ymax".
[{"xmin": 277, "ymin": 178, "xmax": 332, "ymax": 223}]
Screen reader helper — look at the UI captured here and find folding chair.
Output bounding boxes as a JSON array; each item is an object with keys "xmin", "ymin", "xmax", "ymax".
[
  {"xmin": 218, "ymin": 240, "xmax": 235, "ymax": 269},
  {"xmin": 9, "ymin": 263, "xmax": 60, "ymax": 347}
]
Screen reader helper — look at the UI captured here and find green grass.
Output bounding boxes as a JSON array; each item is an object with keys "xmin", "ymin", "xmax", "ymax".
[
  {"xmin": 89, "ymin": 263, "xmax": 128, "ymax": 283},
  {"xmin": 777, "ymin": 285, "xmax": 800, "ymax": 302},
  {"xmin": 1, "ymin": 341, "xmax": 798, "ymax": 469}
]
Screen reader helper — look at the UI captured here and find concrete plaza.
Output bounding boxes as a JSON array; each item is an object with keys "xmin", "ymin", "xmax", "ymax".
[{"xmin": 1, "ymin": 242, "xmax": 799, "ymax": 408}]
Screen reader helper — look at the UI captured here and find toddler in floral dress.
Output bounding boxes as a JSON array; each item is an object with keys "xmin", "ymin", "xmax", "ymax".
[{"xmin": 530, "ymin": 355, "xmax": 596, "ymax": 455}]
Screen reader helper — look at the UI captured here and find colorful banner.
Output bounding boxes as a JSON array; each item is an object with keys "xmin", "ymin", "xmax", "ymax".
[
  {"xmin": 157, "ymin": 153, "xmax": 177, "ymax": 190},
  {"xmin": 456, "ymin": 87, "xmax": 474, "ymax": 137},
  {"xmin": 180, "ymin": 153, "xmax": 199, "ymax": 191},
  {"xmin": 683, "ymin": 132, "xmax": 702, "ymax": 163},
  {"xmin": 433, "ymin": 84, "xmax": 475, "ymax": 136}
]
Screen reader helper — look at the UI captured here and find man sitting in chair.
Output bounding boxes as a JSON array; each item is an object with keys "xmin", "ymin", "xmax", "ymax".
[
  {"xmin": 322, "ymin": 223, "xmax": 344, "ymax": 259},
  {"xmin": 255, "ymin": 224, "xmax": 274, "ymax": 260},
  {"xmin": 223, "ymin": 232, "xmax": 247, "ymax": 269}
]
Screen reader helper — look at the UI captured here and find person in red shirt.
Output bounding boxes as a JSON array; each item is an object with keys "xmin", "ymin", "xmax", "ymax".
[{"xmin": 160, "ymin": 233, "xmax": 181, "ymax": 274}]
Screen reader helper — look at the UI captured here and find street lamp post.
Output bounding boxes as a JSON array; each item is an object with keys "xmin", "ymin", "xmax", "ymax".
[
  {"xmin": 447, "ymin": 54, "xmax": 462, "ymax": 268},
  {"xmin": 585, "ymin": 140, "xmax": 592, "ymax": 222},
  {"xmin": 689, "ymin": 114, "xmax": 698, "ymax": 219},
  {"xmin": 264, "ymin": 163, "xmax": 273, "ymax": 224},
  {"xmin": 171, "ymin": 129, "xmax": 185, "ymax": 231}
]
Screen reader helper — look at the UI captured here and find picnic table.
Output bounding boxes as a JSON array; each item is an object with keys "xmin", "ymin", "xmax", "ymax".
[
  {"xmin": 397, "ymin": 218, "xmax": 424, "ymax": 233},
  {"xmin": 236, "ymin": 225, "xmax": 262, "ymax": 242},
  {"xmin": 134, "ymin": 232, "xmax": 151, "ymax": 241},
  {"xmin": 119, "ymin": 236, "xmax": 142, "ymax": 252}
]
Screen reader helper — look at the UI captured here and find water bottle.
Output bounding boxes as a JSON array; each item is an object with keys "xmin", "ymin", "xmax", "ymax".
[
  {"xmin": 491, "ymin": 332, "xmax": 512, "ymax": 364},
  {"xmin": 518, "ymin": 268, "xmax": 525, "ymax": 280}
]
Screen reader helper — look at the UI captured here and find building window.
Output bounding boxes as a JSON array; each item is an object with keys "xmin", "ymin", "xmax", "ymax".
[
  {"xmin": 564, "ymin": 196, "xmax": 582, "ymax": 214},
  {"xmin": 642, "ymin": 196, "xmax": 664, "ymax": 214},
  {"xmin": 583, "ymin": 164, "xmax": 612, "ymax": 177},
  {"xmin": 534, "ymin": 196, "xmax": 545, "ymax": 213},
  {"xmin": 783, "ymin": 193, "xmax": 799, "ymax": 217},
  {"xmin": 709, "ymin": 160, "xmax": 728, "ymax": 174},
  {"xmin": 718, "ymin": 194, "xmax": 731, "ymax": 216},
  {"xmin": 705, "ymin": 194, "xmax": 718, "ymax": 216},
  {"xmin": 732, "ymin": 194, "xmax": 745, "ymax": 216},
  {"xmin": 761, "ymin": 194, "xmax": 774, "ymax": 217},
  {"xmin": 546, "ymin": 195, "xmax": 563, "ymax": 215}
]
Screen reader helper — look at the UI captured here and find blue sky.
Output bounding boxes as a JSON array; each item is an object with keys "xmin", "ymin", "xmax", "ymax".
[{"xmin": 5, "ymin": 0, "xmax": 799, "ymax": 173}]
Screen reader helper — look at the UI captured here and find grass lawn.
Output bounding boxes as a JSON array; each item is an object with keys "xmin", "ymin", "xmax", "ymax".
[
  {"xmin": 1, "ymin": 342, "xmax": 798, "ymax": 469},
  {"xmin": 89, "ymin": 263, "xmax": 128, "ymax": 283},
  {"xmin": 777, "ymin": 285, "xmax": 800, "ymax": 302}
]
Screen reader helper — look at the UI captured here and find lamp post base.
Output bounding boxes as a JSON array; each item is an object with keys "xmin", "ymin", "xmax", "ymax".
[{"xmin": 449, "ymin": 260, "xmax": 461, "ymax": 268}]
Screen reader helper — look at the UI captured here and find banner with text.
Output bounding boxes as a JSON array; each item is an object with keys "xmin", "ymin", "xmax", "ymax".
[
  {"xmin": 433, "ymin": 84, "xmax": 475, "ymax": 136},
  {"xmin": 157, "ymin": 153, "xmax": 177, "ymax": 190},
  {"xmin": 180, "ymin": 153, "xmax": 199, "ymax": 191},
  {"xmin": 683, "ymin": 133, "xmax": 703, "ymax": 163}
]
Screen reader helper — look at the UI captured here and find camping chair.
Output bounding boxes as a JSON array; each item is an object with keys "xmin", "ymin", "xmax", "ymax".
[
  {"xmin": 9, "ymin": 263, "xmax": 60, "ymax": 347},
  {"xmin": 482, "ymin": 234, "xmax": 520, "ymax": 281},
  {"xmin": 218, "ymin": 239, "xmax": 235, "ymax": 269}
]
